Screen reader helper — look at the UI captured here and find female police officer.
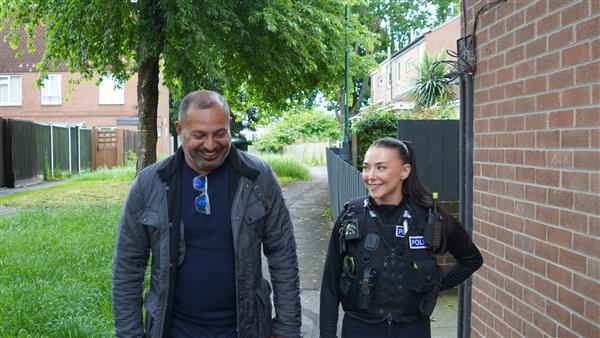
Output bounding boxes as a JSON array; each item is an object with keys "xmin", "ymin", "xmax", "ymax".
[{"xmin": 319, "ymin": 137, "xmax": 483, "ymax": 338}]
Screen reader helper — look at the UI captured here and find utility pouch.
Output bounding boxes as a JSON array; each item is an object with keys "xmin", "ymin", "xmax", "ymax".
[
  {"xmin": 358, "ymin": 267, "xmax": 377, "ymax": 310},
  {"xmin": 339, "ymin": 256, "xmax": 356, "ymax": 297},
  {"xmin": 425, "ymin": 209, "xmax": 442, "ymax": 252}
]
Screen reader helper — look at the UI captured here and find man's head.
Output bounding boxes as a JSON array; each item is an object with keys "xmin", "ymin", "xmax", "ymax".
[{"xmin": 175, "ymin": 90, "xmax": 232, "ymax": 175}]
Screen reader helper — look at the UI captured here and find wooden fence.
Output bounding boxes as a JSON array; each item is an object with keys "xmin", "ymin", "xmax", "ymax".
[{"xmin": 91, "ymin": 128, "xmax": 140, "ymax": 169}]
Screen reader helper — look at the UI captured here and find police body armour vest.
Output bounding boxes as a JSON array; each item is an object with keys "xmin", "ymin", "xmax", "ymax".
[{"xmin": 338, "ymin": 197, "xmax": 440, "ymax": 324}]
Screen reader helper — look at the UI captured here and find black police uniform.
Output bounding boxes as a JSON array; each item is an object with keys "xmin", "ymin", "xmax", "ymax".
[{"xmin": 320, "ymin": 196, "xmax": 483, "ymax": 338}]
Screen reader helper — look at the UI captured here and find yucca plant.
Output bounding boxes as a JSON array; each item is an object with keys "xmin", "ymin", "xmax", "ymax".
[{"xmin": 408, "ymin": 53, "xmax": 457, "ymax": 109}]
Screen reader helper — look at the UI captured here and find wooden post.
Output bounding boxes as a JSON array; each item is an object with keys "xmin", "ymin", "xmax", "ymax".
[
  {"xmin": 91, "ymin": 128, "xmax": 98, "ymax": 170},
  {"xmin": 351, "ymin": 133, "xmax": 358, "ymax": 168},
  {"xmin": 116, "ymin": 129, "xmax": 124, "ymax": 166}
]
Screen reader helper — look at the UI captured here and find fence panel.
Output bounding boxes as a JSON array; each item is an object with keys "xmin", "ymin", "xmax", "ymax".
[
  {"xmin": 9, "ymin": 119, "xmax": 39, "ymax": 182},
  {"xmin": 35, "ymin": 124, "xmax": 51, "ymax": 177},
  {"xmin": 52, "ymin": 126, "xmax": 70, "ymax": 173},
  {"xmin": 80, "ymin": 129, "xmax": 91, "ymax": 171},
  {"xmin": 397, "ymin": 120, "xmax": 459, "ymax": 201},
  {"xmin": 92, "ymin": 130, "xmax": 118, "ymax": 169},
  {"xmin": 0, "ymin": 118, "xmax": 5, "ymax": 187},
  {"xmin": 326, "ymin": 147, "xmax": 367, "ymax": 218},
  {"xmin": 122, "ymin": 129, "xmax": 139, "ymax": 161}
]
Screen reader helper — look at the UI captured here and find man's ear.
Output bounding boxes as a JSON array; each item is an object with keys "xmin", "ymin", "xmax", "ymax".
[{"xmin": 175, "ymin": 120, "xmax": 182, "ymax": 136}]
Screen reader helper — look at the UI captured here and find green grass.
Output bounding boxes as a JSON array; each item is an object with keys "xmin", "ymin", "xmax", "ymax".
[
  {"xmin": 0, "ymin": 159, "xmax": 310, "ymax": 336},
  {"xmin": 259, "ymin": 154, "xmax": 311, "ymax": 183}
]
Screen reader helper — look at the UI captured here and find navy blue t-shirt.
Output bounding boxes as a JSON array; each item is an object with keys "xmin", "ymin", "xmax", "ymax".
[{"xmin": 172, "ymin": 157, "xmax": 237, "ymax": 329}]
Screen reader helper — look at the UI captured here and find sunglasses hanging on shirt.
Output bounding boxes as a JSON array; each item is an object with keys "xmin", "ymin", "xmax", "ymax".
[{"xmin": 193, "ymin": 175, "xmax": 211, "ymax": 215}]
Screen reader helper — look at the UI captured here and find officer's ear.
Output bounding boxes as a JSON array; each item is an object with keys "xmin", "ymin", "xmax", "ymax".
[{"xmin": 400, "ymin": 163, "xmax": 411, "ymax": 180}]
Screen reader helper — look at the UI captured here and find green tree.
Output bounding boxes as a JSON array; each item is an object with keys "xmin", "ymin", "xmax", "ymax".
[
  {"xmin": 326, "ymin": 0, "xmax": 460, "ymax": 122},
  {"xmin": 1, "ymin": 0, "xmax": 372, "ymax": 171}
]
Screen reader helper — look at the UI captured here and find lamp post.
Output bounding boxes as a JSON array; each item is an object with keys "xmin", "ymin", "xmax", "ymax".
[{"xmin": 341, "ymin": 3, "xmax": 351, "ymax": 162}]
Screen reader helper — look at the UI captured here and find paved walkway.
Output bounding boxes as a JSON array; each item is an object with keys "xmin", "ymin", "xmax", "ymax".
[{"xmin": 281, "ymin": 166, "xmax": 458, "ymax": 338}]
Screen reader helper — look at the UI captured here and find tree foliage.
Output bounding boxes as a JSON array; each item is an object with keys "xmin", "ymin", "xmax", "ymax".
[
  {"xmin": 0, "ymin": 0, "xmax": 372, "ymax": 170},
  {"xmin": 254, "ymin": 109, "xmax": 341, "ymax": 153},
  {"xmin": 349, "ymin": 109, "xmax": 399, "ymax": 168}
]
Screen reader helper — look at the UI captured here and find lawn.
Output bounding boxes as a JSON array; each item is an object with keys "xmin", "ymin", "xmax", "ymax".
[{"xmin": 0, "ymin": 155, "xmax": 309, "ymax": 336}]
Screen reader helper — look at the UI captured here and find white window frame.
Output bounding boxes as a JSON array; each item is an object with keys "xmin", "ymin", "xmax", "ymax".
[
  {"xmin": 406, "ymin": 59, "xmax": 413, "ymax": 73},
  {"xmin": 0, "ymin": 75, "xmax": 22, "ymax": 106},
  {"xmin": 99, "ymin": 75, "xmax": 125, "ymax": 105},
  {"xmin": 397, "ymin": 63, "xmax": 402, "ymax": 82},
  {"xmin": 41, "ymin": 74, "xmax": 62, "ymax": 105}
]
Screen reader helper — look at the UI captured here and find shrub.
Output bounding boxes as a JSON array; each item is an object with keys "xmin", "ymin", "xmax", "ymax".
[
  {"xmin": 259, "ymin": 154, "xmax": 311, "ymax": 180},
  {"xmin": 254, "ymin": 109, "xmax": 341, "ymax": 153},
  {"xmin": 350, "ymin": 109, "xmax": 399, "ymax": 168}
]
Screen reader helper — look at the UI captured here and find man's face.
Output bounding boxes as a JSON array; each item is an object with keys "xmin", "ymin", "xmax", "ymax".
[{"xmin": 175, "ymin": 104, "xmax": 231, "ymax": 174}]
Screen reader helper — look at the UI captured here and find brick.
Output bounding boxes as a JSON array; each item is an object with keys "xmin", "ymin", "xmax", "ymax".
[
  {"xmin": 505, "ymin": 150, "xmax": 523, "ymax": 164},
  {"xmin": 489, "ymin": 149, "xmax": 504, "ymax": 163},
  {"xmin": 592, "ymin": 39, "xmax": 600, "ymax": 60},
  {"xmin": 526, "ymin": 185, "xmax": 547, "ymax": 203},
  {"xmin": 488, "ymin": 54, "xmax": 505, "ymax": 71},
  {"xmin": 576, "ymin": 107, "xmax": 600, "ymax": 127},
  {"xmin": 496, "ymin": 256, "xmax": 514, "ymax": 277},
  {"xmin": 536, "ymin": 131, "xmax": 560, "ymax": 147},
  {"xmin": 548, "ymin": 0, "xmax": 572, "ymax": 12},
  {"xmin": 506, "ymin": 183, "xmax": 525, "ymax": 200},
  {"xmin": 590, "ymin": 129, "xmax": 599, "ymax": 148},
  {"xmin": 589, "ymin": 216, "xmax": 600, "ymax": 237},
  {"xmin": 563, "ymin": 86, "xmax": 591, "ymax": 107},
  {"xmin": 516, "ymin": 202, "xmax": 535, "ymax": 221},
  {"xmin": 474, "ymin": 119, "xmax": 490, "ymax": 133},
  {"xmin": 536, "ymin": 168, "xmax": 560, "ymax": 186},
  {"xmin": 547, "ymin": 263, "xmax": 572, "ymax": 288},
  {"xmin": 525, "ymin": 113, "xmax": 547, "ymax": 129},
  {"xmin": 515, "ymin": 59, "xmax": 536, "ymax": 78},
  {"xmin": 489, "ymin": 86, "xmax": 506, "ymax": 101},
  {"xmin": 559, "ymin": 287, "xmax": 586, "ymax": 314},
  {"xmin": 548, "ymin": 69, "xmax": 574, "ymax": 90},
  {"xmin": 574, "ymin": 192, "xmax": 600, "ymax": 214},
  {"xmin": 574, "ymin": 273, "xmax": 600, "ymax": 302},
  {"xmin": 593, "ymin": 84, "xmax": 600, "ymax": 104},
  {"xmin": 591, "ymin": 173, "xmax": 600, "ymax": 193},
  {"xmin": 562, "ymin": 171, "xmax": 589, "ymax": 191},
  {"xmin": 586, "ymin": 300, "xmax": 599, "ymax": 324},
  {"xmin": 535, "ymin": 52, "xmax": 560, "ymax": 74},
  {"xmin": 515, "ymin": 299, "xmax": 535, "ymax": 322},
  {"xmin": 525, "ymin": 76, "xmax": 547, "ymax": 95},
  {"xmin": 506, "ymin": 9, "xmax": 524, "ymax": 32},
  {"xmin": 549, "ymin": 27, "xmax": 574, "ymax": 50},
  {"xmin": 497, "ymin": 166, "xmax": 515, "ymax": 180},
  {"xmin": 570, "ymin": 314, "xmax": 599, "ymax": 337},
  {"xmin": 560, "ymin": 210, "xmax": 588, "ymax": 233},
  {"xmin": 496, "ymin": 133, "xmax": 514, "ymax": 147},
  {"xmin": 576, "ymin": 61, "xmax": 600, "ymax": 85},
  {"xmin": 516, "ymin": 167, "xmax": 536, "ymax": 184},
  {"xmin": 534, "ymin": 311, "xmax": 558, "ymax": 336},
  {"xmin": 505, "ymin": 46, "xmax": 524, "ymax": 65},
  {"xmin": 576, "ymin": 16, "xmax": 600, "ymax": 41},
  {"xmin": 536, "ymin": 92, "xmax": 561, "ymax": 111},
  {"xmin": 537, "ymin": 204, "xmax": 560, "ymax": 225},
  {"xmin": 526, "ymin": 0, "xmax": 547, "ymax": 21},
  {"xmin": 536, "ymin": 11, "xmax": 560, "ymax": 34},
  {"xmin": 547, "ymin": 300, "xmax": 571, "ymax": 328},
  {"xmin": 524, "ymin": 219, "xmax": 547, "ymax": 240},
  {"xmin": 525, "ymin": 37, "xmax": 547, "ymax": 59},
  {"xmin": 525, "ymin": 150, "xmax": 546, "ymax": 166},
  {"xmin": 562, "ymin": 43, "xmax": 591, "ymax": 67},
  {"xmin": 546, "ymin": 225, "xmax": 572, "ymax": 248},
  {"xmin": 505, "ymin": 246, "xmax": 524, "ymax": 266},
  {"xmin": 588, "ymin": 256, "xmax": 600, "ymax": 280},
  {"xmin": 548, "ymin": 188, "xmax": 574, "ymax": 208},
  {"xmin": 482, "ymin": 163, "xmax": 497, "ymax": 178},
  {"xmin": 558, "ymin": 326, "xmax": 579, "ymax": 338},
  {"xmin": 515, "ymin": 23, "xmax": 535, "ymax": 45},
  {"xmin": 489, "ymin": 118, "xmax": 506, "ymax": 132},
  {"xmin": 515, "ymin": 97, "xmax": 535, "ymax": 114},
  {"xmin": 489, "ymin": 20, "xmax": 506, "ymax": 38},
  {"xmin": 561, "ymin": 0, "xmax": 589, "ymax": 27},
  {"xmin": 559, "ymin": 248, "xmax": 587, "ymax": 274},
  {"xmin": 535, "ymin": 239, "xmax": 559, "ymax": 262},
  {"xmin": 506, "ymin": 80, "xmax": 524, "ymax": 97},
  {"xmin": 574, "ymin": 151, "xmax": 600, "ymax": 170},
  {"xmin": 547, "ymin": 151, "xmax": 573, "ymax": 168},
  {"xmin": 561, "ymin": 130, "xmax": 590, "ymax": 148},
  {"xmin": 548, "ymin": 110, "xmax": 574, "ymax": 128},
  {"xmin": 516, "ymin": 132, "xmax": 535, "ymax": 147},
  {"xmin": 496, "ymin": 67, "xmax": 514, "ymax": 84}
]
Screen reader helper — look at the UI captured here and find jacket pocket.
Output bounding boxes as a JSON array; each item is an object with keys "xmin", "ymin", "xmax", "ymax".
[
  {"xmin": 256, "ymin": 280, "xmax": 273, "ymax": 338},
  {"xmin": 140, "ymin": 209, "xmax": 162, "ymax": 228},
  {"xmin": 244, "ymin": 201, "xmax": 270, "ymax": 224},
  {"xmin": 409, "ymin": 258, "xmax": 438, "ymax": 293}
]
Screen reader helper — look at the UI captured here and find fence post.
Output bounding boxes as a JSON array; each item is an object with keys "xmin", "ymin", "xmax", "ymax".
[
  {"xmin": 91, "ymin": 128, "xmax": 98, "ymax": 170},
  {"xmin": 50, "ymin": 124, "xmax": 54, "ymax": 175},
  {"xmin": 3, "ymin": 119, "xmax": 15, "ymax": 188},
  {"xmin": 116, "ymin": 129, "xmax": 124, "ymax": 166},
  {"xmin": 67, "ymin": 125, "xmax": 72, "ymax": 174},
  {"xmin": 77, "ymin": 126, "xmax": 81, "ymax": 173}
]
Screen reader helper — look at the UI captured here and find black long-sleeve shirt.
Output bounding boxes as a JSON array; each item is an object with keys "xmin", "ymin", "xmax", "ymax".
[{"xmin": 319, "ymin": 199, "xmax": 483, "ymax": 338}]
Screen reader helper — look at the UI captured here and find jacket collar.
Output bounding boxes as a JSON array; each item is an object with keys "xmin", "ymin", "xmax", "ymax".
[{"xmin": 157, "ymin": 145, "xmax": 259, "ymax": 182}]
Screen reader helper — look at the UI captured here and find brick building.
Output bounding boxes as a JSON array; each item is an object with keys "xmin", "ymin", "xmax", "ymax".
[
  {"xmin": 371, "ymin": 15, "xmax": 461, "ymax": 108},
  {"xmin": 0, "ymin": 32, "xmax": 171, "ymax": 155},
  {"xmin": 465, "ymin": 1, "xmax": 599, "ymax": 337}
]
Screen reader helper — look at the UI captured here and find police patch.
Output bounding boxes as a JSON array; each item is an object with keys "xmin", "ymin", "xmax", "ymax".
[
  {"xmin": 409, "ymin": 236, "xmax": 426, "ymax": 249},
  {"xmin": 395, "ymin": 225, "xmax": 405, "ymax": 238}
]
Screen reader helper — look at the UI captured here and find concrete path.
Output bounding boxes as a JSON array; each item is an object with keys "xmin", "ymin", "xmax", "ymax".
[{"xmin": 280, "ymin": 166, "xmax": 458, "ymax": 338}]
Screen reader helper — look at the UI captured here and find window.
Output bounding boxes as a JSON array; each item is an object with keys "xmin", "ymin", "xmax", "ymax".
[
  {"xmin": 378, "ymin": 76, "xmax": 384, "ymax": 87},
  {"xmin": 41, "ymin": 74, "xmax": 62, "ymax": 105},
  {"xmin": 397, "ymin": 63, "xmax": 402, "ymax": 82},
  {"xmin": 0, "ymin": 75, "xmax": 22, "ymax": 106},
  {"xmin": 406, "ymin": 59, "xmax": 413, "ymax": 72},
  {"xmin": 388, "ymin": 71, "xmax": 392, "ymax": 88},
  {"xmin": 99, "ymin": 75, "xmax": 125, "ymax": 105}
]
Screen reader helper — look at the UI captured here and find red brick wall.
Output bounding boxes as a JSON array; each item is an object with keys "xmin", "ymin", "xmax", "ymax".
[{"xmin": 465, "ymin": 1, "xmax": 599, "ymax": 337}]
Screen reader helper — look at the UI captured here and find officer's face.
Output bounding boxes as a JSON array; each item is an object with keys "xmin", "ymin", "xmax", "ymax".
[
  {"xmin": 175, "ymin": 104, "xmax": 231, "ymax": 175},
  {"xmin": 362, "ymin": 146, "xmax": 411, "ymax": 205}
]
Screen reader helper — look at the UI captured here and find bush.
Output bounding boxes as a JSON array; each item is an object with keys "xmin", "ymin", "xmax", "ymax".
[
  {"xmin": 254, "ymin": 109, "xmax": 341, "ymax": 153},
  {"xmin": 350, "ymin": 109, "xmax": 399, "ymax": 169}
]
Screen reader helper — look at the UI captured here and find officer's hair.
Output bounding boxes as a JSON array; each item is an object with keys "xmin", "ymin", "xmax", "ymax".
[
  {"xmin": 369, "ymin": 137, "xmax": 433, "ymax": 208},
  {"xmin": 178, "ymin": 90, "xmax": 231, "ymax": 123}
]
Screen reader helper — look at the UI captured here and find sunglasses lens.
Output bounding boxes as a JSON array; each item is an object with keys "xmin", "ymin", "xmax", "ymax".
[
  {"xmin": 193, "ymin": 176, "xmax": 207, "ymax": 191},
  {"xmin": 195, "ymin": 194, "xmax": 210, "ymax": 214}
]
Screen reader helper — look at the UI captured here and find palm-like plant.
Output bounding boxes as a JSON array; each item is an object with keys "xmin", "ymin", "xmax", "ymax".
[{"xmin": 408, "ymin": 53, "xmax": 457, "ymax": 109}]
